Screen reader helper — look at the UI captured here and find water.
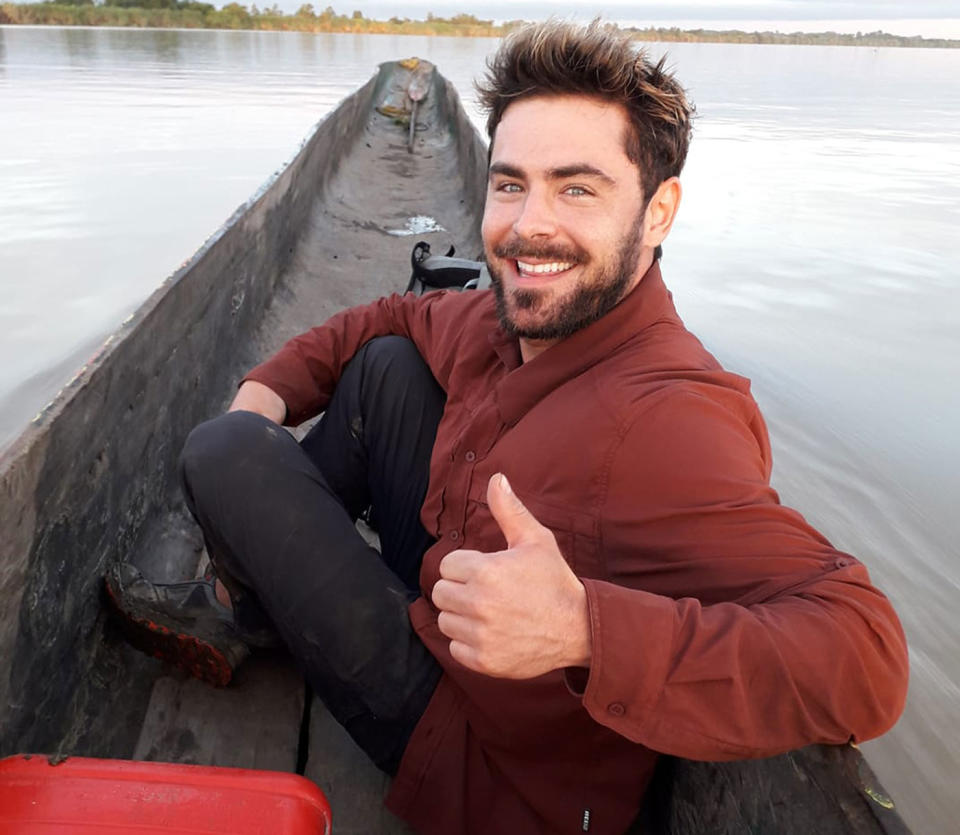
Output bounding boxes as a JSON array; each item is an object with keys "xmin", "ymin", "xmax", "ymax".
[{"xmin": 2, "ymin": 26, "xmax": 959, "ymax": 833}]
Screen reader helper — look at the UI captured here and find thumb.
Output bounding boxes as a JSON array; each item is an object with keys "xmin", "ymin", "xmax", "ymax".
[{"xmin": 487, "ymin": 473, "xmax": 544, "ymax": 548}]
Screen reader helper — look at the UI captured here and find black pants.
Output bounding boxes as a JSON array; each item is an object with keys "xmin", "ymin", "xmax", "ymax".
[{"xmin": 179, "ymin": 336, "xmax": 444, "ymax": 775}]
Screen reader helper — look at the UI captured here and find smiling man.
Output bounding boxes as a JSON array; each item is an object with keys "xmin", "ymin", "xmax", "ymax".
[{"xmin": 106, "ymin": 21, "xmax": 908, "ymax": 835}]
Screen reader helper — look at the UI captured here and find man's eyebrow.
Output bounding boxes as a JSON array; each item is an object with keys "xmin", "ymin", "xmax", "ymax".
[
  {"xmin": 489, "ymin": 162, "xmax": 525, "ymax": 180},
  {"xmin": 488, "ymin": 161, "xmax": 616, "ymax": 186},
  {"xmin": 548, "ymin": 164, "xmax": 616, "ymax": 185}
]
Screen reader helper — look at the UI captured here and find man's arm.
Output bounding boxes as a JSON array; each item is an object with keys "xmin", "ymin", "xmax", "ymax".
[
  {"xmin": 434, "ymin": 389, "xmax": 908, "ymax": 760},
  {"xmin": 579, "ymin": 388, "xmax": 908, "ymax": 759},
  {"xmin": 575, "ymin": 566, "xmax": 907, "ymax": 760},
  {"xmin": 241, "ymin": 290, "xmax": 461, "ymax": 426}
]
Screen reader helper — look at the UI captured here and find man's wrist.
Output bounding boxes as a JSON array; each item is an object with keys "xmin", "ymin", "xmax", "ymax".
[
  {"xmin": 229, "ymin": 380, "xmax": 287, "ymax": 423},
  {"xmin": 562, "ymin": 581, "xmax": 592, "ymax": 669}
]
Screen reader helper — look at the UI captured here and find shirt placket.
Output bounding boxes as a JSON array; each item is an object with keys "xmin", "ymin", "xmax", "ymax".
[{"xmin": 440, "ymin": 389, "xmax": 503, "ymax": 546}]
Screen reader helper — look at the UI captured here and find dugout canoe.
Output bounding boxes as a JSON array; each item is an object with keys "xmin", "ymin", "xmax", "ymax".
[{"xmin": 0, "ymin": 59, "xmax": 910, "ymax": 834}]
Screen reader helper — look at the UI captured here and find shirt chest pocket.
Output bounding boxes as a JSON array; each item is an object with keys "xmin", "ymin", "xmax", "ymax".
[{"xmin": 465, "ymin": 481, "xmax": 603, "ymax": 579}]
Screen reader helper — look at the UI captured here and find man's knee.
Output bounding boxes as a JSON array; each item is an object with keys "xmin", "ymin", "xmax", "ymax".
[
  {"xmin": 348, "ymin": 336, "xmax": 441, "ymax": 413},
  {"xmin": 180, "ymin": 411, "xmax": 282, "ymax": 498},
  {"xmin": 353, "ymin": 335, "xmax": 425, "ymax": 379}
]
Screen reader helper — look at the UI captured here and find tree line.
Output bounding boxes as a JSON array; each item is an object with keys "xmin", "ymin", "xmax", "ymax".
[
  {"xmin": 1, "ymin": 3, "xmax": 957, "ymax": 48},
  {"xmin": 0, "ymin": 3, "xmax": 503, "ymax": 34}
]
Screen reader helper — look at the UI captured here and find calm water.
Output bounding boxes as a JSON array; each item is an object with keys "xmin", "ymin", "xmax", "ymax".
[{"xmin": 2, "ymin": 25, "xmax": 959, "ymax": 833}]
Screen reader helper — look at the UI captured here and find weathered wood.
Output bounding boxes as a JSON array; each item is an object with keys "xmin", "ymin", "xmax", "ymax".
[
  {"xmin": 651, "ymin": 745, "xmax": 910, "ymax": 834},
  {"xmin": 134, "ymin": 655, "xmax": 304, "ymax": 772},
  {"xmin": 304, "ymin": 696, "xmax": 413, "ymax": 834}
]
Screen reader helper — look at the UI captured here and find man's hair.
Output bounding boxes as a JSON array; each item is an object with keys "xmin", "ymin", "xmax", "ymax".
[{"xmin": 476, "ymin": 20, "xmax": 694, "ymax": 201}]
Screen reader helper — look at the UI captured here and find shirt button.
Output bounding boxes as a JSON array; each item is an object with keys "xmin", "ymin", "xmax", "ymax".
[
  {"xmin": 607, "ymin": 702, "xmax": 626, "ymax": 717},
  {"xmin": 465, "ymin": 450, "xmax": 476, "ymax": 462},
  {"xmin": 834, "ymin": 558, "xmax": 851, "ymax": 569},
  {"xmin": 449, "ymin": 530, "xmax": 460, "ymax": 541}
]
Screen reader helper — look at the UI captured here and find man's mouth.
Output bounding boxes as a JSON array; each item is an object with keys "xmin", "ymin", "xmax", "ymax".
[{"xmin": 515, "ymin": 259, "xmax": 575, "ymax": 276}]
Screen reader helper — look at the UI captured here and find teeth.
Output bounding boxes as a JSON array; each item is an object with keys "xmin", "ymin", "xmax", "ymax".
[{"xmin": 516, "ymin": 260, "xmax": 573, "ymax": 275}]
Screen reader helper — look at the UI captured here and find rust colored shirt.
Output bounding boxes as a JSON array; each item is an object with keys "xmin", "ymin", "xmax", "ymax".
[{"xmin": 245, "ymin": 264, "xmax": 908, "ymax": 835}]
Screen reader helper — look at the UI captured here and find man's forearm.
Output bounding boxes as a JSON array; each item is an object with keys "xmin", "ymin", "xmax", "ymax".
[{"xmin": 578, "ymin": 574, "xmax": 908, "ymax": 760}]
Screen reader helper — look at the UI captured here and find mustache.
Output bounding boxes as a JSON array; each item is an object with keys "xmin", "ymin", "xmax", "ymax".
[{"xmin": 492, "ymin": 239, "xmax": 587, "ymax": 264}]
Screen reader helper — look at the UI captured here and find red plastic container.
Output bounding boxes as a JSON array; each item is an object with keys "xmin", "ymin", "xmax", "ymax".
[{"xmin": 0, "ymin": 754, "xmax": 332, "ymax": 834}]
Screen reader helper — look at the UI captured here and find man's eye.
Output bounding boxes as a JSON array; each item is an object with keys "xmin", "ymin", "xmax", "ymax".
[
  {"xmin": 564, "ymin": 185, "xmax": 589, "ymax": 197},
  {"xmin": 496, "ymin": 182, "xmax": 523, "ymax": 193}
]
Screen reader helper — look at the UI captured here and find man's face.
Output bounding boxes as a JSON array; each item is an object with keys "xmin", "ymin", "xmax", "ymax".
[{"xmin": 482, "ymin": 95, "xmax": 652, "ymax": 344}]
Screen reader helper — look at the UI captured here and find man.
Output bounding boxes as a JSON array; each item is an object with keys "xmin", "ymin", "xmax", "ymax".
[{"xmin": 107, "ymin": 21, "xmax": 908, "ymax": 835}]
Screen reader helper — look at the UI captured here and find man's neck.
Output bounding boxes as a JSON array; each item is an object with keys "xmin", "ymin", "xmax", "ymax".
[{"xmin": 519, "ymin": 337, "xmax": 559, "ymax": 363}]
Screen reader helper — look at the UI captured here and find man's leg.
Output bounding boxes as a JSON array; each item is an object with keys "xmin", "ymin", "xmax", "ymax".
[
  {"xmin": 179, "ymin": 337, "xmax": 443, "ymax": 774},
  {"xmin": 297, "ymin": 334, "xmax": 444, "ymax": 593}
]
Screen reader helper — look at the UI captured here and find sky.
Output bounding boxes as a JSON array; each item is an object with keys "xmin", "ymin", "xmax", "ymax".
[{"xmin": 322, "ymin": 1, "xmax": 960, "ymax": 39}]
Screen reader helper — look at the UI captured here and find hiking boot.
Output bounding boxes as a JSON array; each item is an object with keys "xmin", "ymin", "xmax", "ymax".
[{"xmin": 104, "ymin": 562, "xmax": 277, "ymax": 686}]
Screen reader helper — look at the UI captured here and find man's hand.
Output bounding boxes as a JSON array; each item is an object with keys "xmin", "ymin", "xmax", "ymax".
[
  {"xmin": 229, "ymin": 380, "xmax": 286, "ymax": 424},
  {"xmin": 432, "ymin": 473, "xmax": 591, "ymax": 678}
]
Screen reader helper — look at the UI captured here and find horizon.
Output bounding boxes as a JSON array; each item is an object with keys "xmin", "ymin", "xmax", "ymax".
[{"xmin": 5, "ymin": 2, "xmax": 960, "ymax": 39}]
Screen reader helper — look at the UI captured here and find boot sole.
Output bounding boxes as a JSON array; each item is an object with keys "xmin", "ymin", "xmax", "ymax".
[{"xmin": 104, "ymin": 577, "xmax": 248, "ymax": 687}]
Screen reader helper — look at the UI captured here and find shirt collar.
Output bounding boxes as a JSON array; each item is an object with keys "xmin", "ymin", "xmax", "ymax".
[{"xmin": 490, "ymin": 260, "xmax": 672, "ymax": 427}]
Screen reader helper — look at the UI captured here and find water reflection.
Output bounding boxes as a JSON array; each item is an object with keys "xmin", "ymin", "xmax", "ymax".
[
  {"xmin": 62, "ymin": 25, "xmax": 110, "ymax": 68},
  {"xmin": 145, "ymin": 28, "xmax": 185, "ymax": 63}
]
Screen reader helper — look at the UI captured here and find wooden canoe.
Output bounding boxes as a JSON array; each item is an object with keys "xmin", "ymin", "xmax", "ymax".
[{"xmin": 0, "ymin": 59, "xmax": 910, "ymax": 834}]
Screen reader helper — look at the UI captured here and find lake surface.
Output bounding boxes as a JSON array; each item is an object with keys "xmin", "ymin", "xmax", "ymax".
[{"xmin": 2, "ymin": 25, "xmax": 959, "ymax": 833}]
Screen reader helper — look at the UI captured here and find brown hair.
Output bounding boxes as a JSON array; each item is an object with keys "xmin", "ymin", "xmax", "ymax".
[{"xmin": 477, "ymin": 20, "xmax": 694, "ymax": 201}]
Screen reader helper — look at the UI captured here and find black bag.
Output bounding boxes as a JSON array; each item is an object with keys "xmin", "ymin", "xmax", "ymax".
[{"xmin": 406, "ymin": 241, "xmax": 491, "ymax": 295}]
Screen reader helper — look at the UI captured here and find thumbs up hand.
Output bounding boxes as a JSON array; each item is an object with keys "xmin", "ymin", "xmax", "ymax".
[{"xmin": 432, "ymin": 473, "xmax": 592, "ymax": 679}]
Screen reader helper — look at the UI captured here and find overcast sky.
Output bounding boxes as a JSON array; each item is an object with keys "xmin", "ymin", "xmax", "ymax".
[{"xmin": 332, "ymin": 1, "xmax": 960, "ymax": 38}]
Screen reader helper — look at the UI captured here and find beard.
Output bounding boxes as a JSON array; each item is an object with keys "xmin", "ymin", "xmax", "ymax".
[{"xmin": 486, "ymin": 218, "xmax": 644, "ymax": 342}]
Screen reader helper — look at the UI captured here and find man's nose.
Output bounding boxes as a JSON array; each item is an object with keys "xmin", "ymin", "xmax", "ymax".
[{"xmin": 512, "ymin": 189, "xmax": 557, "ymax": 239}]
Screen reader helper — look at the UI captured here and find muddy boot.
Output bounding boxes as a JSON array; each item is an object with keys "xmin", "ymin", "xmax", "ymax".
[{"xmin": 104, "ymin": 562, "xmax": 277, "ymax": 686}]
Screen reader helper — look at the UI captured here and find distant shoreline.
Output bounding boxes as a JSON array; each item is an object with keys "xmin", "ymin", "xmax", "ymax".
[{"xmin": 2, "ymin": 6, "xmax": 958, "ymax": 49}]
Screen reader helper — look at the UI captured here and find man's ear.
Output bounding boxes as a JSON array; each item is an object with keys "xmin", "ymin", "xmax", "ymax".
[{"xmin": 643, "ymin": 177, "xmax": 682, "ymax": 249}]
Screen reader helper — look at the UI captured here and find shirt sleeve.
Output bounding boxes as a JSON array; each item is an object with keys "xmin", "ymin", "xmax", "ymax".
[
  {"xmin": 575, "ymin": 387, "xmax": 909, "ymax": 760},
  {"xmin": 242, "ymin": 290, "xmax": 458, "ymax": 426}
]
